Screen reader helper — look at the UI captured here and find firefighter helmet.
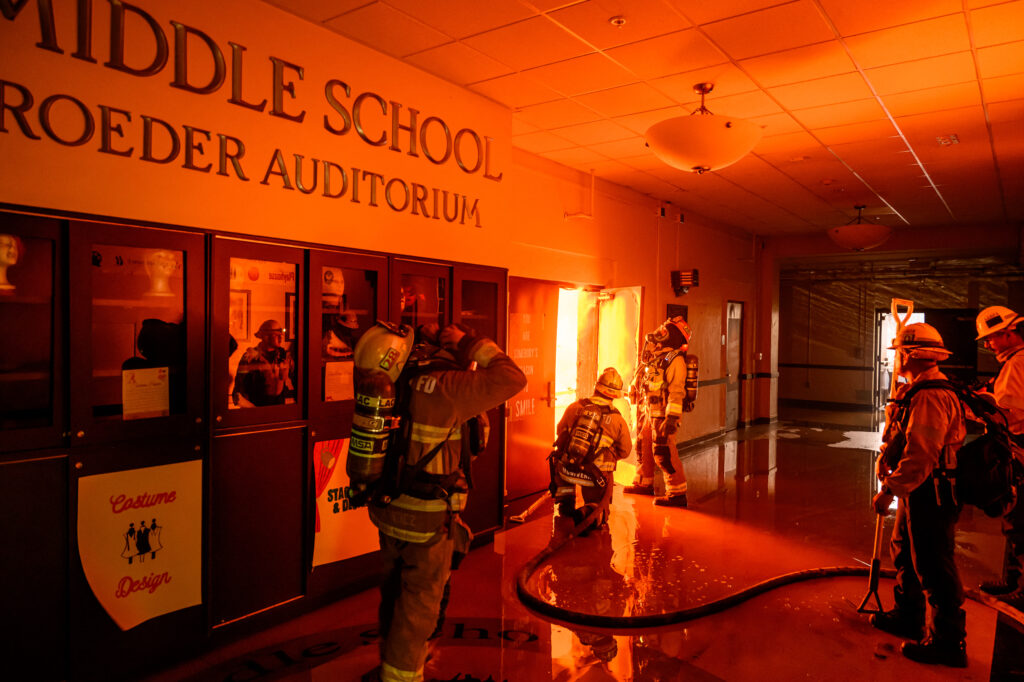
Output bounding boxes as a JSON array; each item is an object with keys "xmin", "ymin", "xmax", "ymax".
[
  {"xmin": 647, "ymin": 316, "xmax": 692, "ymax": 351},
  {"xmin": 889, "ymin": 322, "xmax": 952, "ymax": 360},
  {"xmin": 594, "ymin": 367, "xmax": 624, "ymax": 399},
  {"xmin": 353, "ymin": 320, "xmax": 414, "ymax": 381},
  {"xmin": 976, "ymin": 306, "xmax": 1022, "ymax": 340}
]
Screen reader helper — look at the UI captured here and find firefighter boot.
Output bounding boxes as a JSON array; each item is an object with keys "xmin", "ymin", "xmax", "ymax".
[
  {"xmin": 624, "ymin": 483, "xmax": 655, "ymax": 495},
  {"xmin": 654, "ymin": 493, "xmax": 688, "ymax": 508},
  {"xmin": 901, "ymin": 608, "xmax": 967, "ymax": 668},
  {"xmin": 869, "ymin": 609, "xmax": 924, "ymax": 640}
]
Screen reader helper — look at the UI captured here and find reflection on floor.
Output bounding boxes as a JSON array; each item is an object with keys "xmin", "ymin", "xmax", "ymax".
[{"xmin": 144, "ymin": 421, "xmax": 1024, "ymax": 682}]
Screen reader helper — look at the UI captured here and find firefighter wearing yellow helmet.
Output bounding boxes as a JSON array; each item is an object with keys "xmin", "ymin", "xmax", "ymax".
[
  {"xmin": 974, "ymin": 306, "xmax": 1024, "ymax": 609},
  {"xmin": 350, "ymin": 321, "xmax": 527, "ymax": 682},
  {"xmin": 871, "ymin": 322, "xmax": 969, "ymax": 667},
  {"xmin": 625, "ymin": 316, "xmax": 698, "ymax": 507},
  {"xmin": 549, "ymin": 367, "xmax": 632, "ymax": 531}
]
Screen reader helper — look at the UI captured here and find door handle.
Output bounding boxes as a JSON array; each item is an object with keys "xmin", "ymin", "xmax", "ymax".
[{"xmin": 545, "ymin": 381, "xmax": 554, "ymax": 407}]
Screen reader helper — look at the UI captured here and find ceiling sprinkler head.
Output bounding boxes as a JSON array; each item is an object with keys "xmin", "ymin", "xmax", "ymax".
[{"xmin": 608, "ymin": 15, "xmax": 626, "ymax": 27}]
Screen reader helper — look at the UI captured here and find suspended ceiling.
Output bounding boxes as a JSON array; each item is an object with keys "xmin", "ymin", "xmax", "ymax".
[{"xmin": 262, "ymin": 0, "xmax": 1024, "ymax": 238}]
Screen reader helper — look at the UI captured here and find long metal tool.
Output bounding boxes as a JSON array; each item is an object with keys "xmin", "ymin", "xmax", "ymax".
[
  {"xmin": 858, "ymin": 298, "xmax": 913, "ymax": 613},
  {"xmin": 509, "ymin": 494, "xmax": 550, "ymax": 524}
]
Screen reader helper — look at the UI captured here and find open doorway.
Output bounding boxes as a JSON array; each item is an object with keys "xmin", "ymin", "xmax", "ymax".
[{"xmin": 875, "ymin": 310, "xmax": 925, "ymax": 409}]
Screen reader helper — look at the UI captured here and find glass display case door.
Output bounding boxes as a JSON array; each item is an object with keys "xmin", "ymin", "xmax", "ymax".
[
  {"xmin": 211, "ymin": 237, "xmax": 304, "ymax": 429},
  {"xmin": 390, "ymin": 259, "xmax": 450, "ymax": 329},
  {"xmin": 0, "ymin": 213, "xmax": 64, "ymax": 453},
  {"xmin": 68, "ymin": 222, "xmax": 204, "ymax": 446}
]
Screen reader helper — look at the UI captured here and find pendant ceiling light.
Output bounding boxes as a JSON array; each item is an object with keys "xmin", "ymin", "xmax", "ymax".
[
  {"xmin": 827, "ymin": 205, "xmax": 893, "ymax": 251},
  {"xmin": 645, "ymin": 82, "xmax": 763, "ymax": 174}
]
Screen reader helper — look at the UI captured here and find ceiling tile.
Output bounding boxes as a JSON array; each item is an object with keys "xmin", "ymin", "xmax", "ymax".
[
  {"xmin": 541, "ymin": 146, "xmax": 612, "ymax": 167},
  {"xmin": 605, "ymin": 29, "xmax": 727, "ymax": 79},
  {"xmin": 463, "ymin": 16, "xmax": 594, "ymax": 71},
  {"xmin": 817, "ymin": 0, "xmax": 962, "ymax": 37},
  {"xmin": 749, "ymin": 112, "xmax": 805, "ymax": 136},
  {"xmin": 864, "ymin": 52, "xmax": 977, "ymax": 95},
  {"xmin": 790, "ymin": 97, "xmax": 888, "ymax": 131},
  {"xmin": 264, "ymin": 0, "xmax": 372, "ymax": 23},
  {"xmin": 700, "ymin": 0, "xmax": 835, "ymax": 60},
  {"xmin": 511, "ymin": 130, "xmax": 576, "ymax": 154},
  {"xmin": 649, "ymin": 64, "xmax": 760, "ymax": 104},
  {"xmin": 548, "ymin": 0, "xmax": 691, "ymax": 49},
  {"xmin": 574, "ymin": 82, "xmax": 676, "ymax": 118},
  {"xmin": 521, "ymin": 53, "xmax": 638, "ymax": 96},
  {"xmin": 550, "ymin": 119, "xmax": 636, "ymax": 146},
  {"xmin": 383, "ymin": 0, "xmax": 536, "ymax": 39},
  {"xmin": 468, "ymin": 72, "xmax": 561, "ymax": 109},
  {"xmin": 662, "ymin": 0, "xmax": 797, "ymax": 26},
  {"xmin": 989, "ymin": 99, "xmax": 1024, "ymax": 124},
  {"xmin": 404, "ymin": 42, "xmax": 513, "ymax": 86},
  {"xmin": 514, "ymin": 98, "xmax": 604, "ymax": 128},
  {"xmin": 813, "ymin": 120, "xmax": 901, "ymax": 145},
  {"xmin": 739, "ymin": 41, "xmax": 857, "ymax": 88},
  {"xmin": 707, "ymin": 90, "xmax": 786, "ymax": 118},
  {"xmin": 324, "ymin": 3, "xmax": 451, "ymax": 57},
  {"xmin": 976, "ymin": 41, "xmax": 1024, "ymax": 80},
  {"xmin": 985, "ymin": 74, "xmax": 1024, "ymax": 104},
  {"xmin": 970, "ymin": 1, "xmax": 1024, "ymax": 48},
  {"xmin": 881, "ymin": 82, "xmax": 982, "ymax": 118},
  {"xmin": 588, "ymin": 135, "xmax": 650, "ymax": 159},
  {"xmin": 769, "ymin": 73, "xmax": 874, "ymax": 110},
  {"xmin": 844, "ymin": 15, "xmax": 971, "ymax": 69}
]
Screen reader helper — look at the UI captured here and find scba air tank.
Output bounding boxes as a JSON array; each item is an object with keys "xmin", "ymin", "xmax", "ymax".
[
  {"xmin": 566, "ymin": 405, "xmax": 603, "ymax": 464},
  {"xmin": 683, "ymin": 354, "xmax": 699, "ymax": 411},
  {"xmin": 346, "ymin": 371, "xmax": 398, "ymax": 487}
]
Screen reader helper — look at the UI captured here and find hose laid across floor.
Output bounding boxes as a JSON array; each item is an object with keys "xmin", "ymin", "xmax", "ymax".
[{"xmin": 514, "ymin": 490, "xmax": 1013, "ymax": 630}]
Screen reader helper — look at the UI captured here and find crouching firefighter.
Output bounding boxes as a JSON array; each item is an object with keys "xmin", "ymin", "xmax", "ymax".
[
  {"xmin": 871, "ymin": 323, "xmax": 968, "ymax": 668},
  {"xmin": 346, "ymin": 321, "xmax": 527, "ymax": 682},
  {"xmin": 549, "ymin": 368, "xmax": 632, "ymax": 532},
  {"xmin": 625, "ymin": 316, "xmax": 699, "ymax": 507}
]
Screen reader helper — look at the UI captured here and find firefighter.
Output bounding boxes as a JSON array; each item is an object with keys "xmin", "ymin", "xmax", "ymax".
[
  {"xmin": 975, "ymin": 306, "xmax": 1024, "ymax": 609},
  {"xmin": 358, "ymin": 323, "xmax": 526, "ymax": 682},
  {"xmin": 549, "ymin": 367, "xmax": 632, "ymax": 531},
  {"xmin": 871, "ymin": 322, "xmax": 968, "ymax": 668},
  {"xmin": 624, "ymin": 316, "xmax": 698, "ymax": 507}
]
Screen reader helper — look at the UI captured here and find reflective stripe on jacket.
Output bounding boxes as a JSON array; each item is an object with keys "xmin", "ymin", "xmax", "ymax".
[{"xmin": 642, "ymin": 351, "xmax": 686, "ymax": 420}]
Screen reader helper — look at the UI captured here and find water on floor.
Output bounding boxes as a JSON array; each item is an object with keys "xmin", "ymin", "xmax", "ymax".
[{"xmin": 143, "ymin": 422, "xmax": 1023, "ymax": 682}]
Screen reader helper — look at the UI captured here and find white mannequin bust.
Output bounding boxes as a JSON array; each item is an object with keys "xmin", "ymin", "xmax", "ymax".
[
  {"xmin": 0, "ymin": 234, "xmax": 20, "ymax": 291},
  {"xmin": 144, "ymin": 249, "xmax": 177, "ymax": 297}
]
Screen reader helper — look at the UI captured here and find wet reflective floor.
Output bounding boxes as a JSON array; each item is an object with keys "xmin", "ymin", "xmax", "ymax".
[{"xmin": 144, "ymin": 422, "xmax": 1024, "ymax": 682}]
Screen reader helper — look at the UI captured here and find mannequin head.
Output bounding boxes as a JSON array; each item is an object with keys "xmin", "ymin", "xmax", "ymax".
[
  {"xmin": 144, "ymin": 249, "xmax": 177, "ymax": 296},
  {"xmin": 0, "ymin": 234, "xmax": 23, "ymax": 290}
]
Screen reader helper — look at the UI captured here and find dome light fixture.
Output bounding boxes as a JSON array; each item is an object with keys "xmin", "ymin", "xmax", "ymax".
[
  {"xmin": 827, "ymin": 205, "xmax": 893, "ymax": 251},
  {"xmin": 644, "ymin": 82, "xmax": 763, "ymax": 174}
]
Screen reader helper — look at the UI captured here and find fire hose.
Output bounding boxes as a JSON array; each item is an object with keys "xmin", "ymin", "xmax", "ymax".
[{"xmin": 515, "ymin": 473, "xmax": 1021, "ymax": 629}]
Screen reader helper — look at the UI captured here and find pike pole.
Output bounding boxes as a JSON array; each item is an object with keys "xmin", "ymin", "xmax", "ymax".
[{"xmin": 858, "ymin": 298, "xmax": 913, "ymax": 613}]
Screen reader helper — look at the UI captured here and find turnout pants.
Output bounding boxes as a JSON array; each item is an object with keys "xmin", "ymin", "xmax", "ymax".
[
  {"xmin": 378, "ymin": 530, "xmax": 454, "ymax": 682},
  {"xmin": 999, "ymin": 497, "xmax": 1024, "ymax": 587},
  {"xmin": 890, "ymin": 477, "xmax": 965, "ymax": 643},
  {"xmin": 632, "ymin": 414, "xmax": 688, "ymax": 496}
]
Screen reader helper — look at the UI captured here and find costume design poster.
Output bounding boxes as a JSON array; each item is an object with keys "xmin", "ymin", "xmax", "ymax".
[
  {"xmin": 312, "ymin": 439, "xmax": 379, "ymax": 566},
  {"xmin": 77, "ymin": 460, "xmax": 202, "ymax": 630}
]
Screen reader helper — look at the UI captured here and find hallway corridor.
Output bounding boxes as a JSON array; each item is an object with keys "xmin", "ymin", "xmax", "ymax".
[{"xmin": 142, "ymin": 422, "xmax": 1024, "ymax": 682}]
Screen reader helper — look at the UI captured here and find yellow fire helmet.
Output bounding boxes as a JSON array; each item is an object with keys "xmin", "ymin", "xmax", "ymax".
[
  {"xmin": 889, "ymin": 322, "xmax": 953, "ymax": 360},
  {"xmin": 353, "ymin": 320, "xmax": 414, "ymax": 381},
  {"xmin": 594, "ymin": 367, "xmax": 624, "ymax": 399},
  {"xmin": 976, "ymin": 305, "xmax": 1021, "ymax": 340}
]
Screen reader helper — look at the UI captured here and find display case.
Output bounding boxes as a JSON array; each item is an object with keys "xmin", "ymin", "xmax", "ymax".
[
  {"xmin": 0, "ymin": 213, "xmax": 64, "ymax": 453},
  {"xmin": 211, "ymin": 237, "xmax": 304, "ymax": 429},
  {"xmin": 68, "ymin": 222, "xmax": 204, "ymax": 446}
]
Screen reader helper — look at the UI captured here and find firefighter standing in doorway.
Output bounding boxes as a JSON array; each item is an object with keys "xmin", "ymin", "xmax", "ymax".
[
  {"xmin": 348, "ymin": 322, "xmax": 527, "ymax": 682},
  {"xmin": 624, "ymin": 316, "xmax": 698, "ymax": 507},
  {"xmin": 871, "ymin": 322, "xmax": 968, "ymax": 668},
  {"xmin": 549, "ymin": 367, "xmax": 632, "ymax": 531},
  {"xmin": 975, "ymin": 306, "xmax": 1024, "ymax": 610}
]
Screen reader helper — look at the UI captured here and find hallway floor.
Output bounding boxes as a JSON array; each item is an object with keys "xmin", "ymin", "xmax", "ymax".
[{"xmin": 143, "ymin": 420, "xmax": 1024, "ymax": 682}]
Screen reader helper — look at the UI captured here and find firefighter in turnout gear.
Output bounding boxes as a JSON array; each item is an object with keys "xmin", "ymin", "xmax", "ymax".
[
  {"xmin": 549, "ymin": 367, "xmax": 632, "ymax": 531},
  {"xmin": 625, "ymin": 316, "xmax": 697, "ymax": 507},
  {"xmin": 355, "ymin": 323, "xmax": 526, "ymax": 682},
  {"xmin": 871, "ymin": 322, "xmax": 968, "ymax": 668},
  {"xmin": 975, "ymin": 306, "xmax": 1024, "ymax": 609}
]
